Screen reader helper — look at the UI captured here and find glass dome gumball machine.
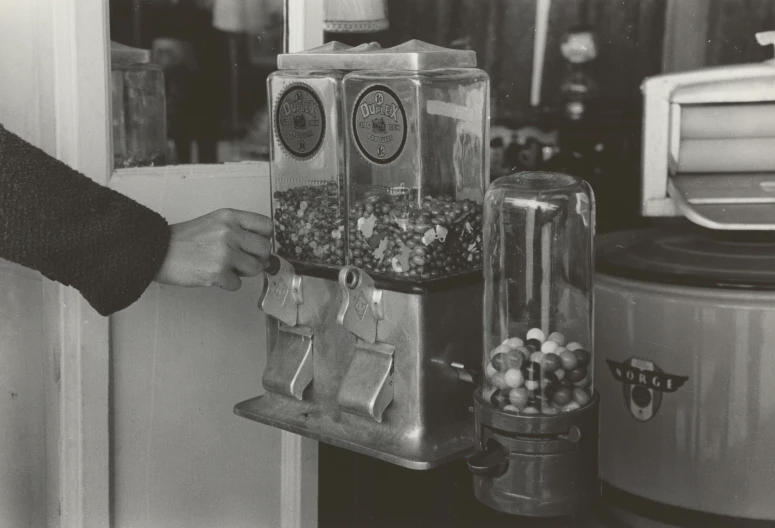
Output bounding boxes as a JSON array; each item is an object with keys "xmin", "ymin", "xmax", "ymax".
[{"xmin": 467, "ymin": 171, "xmax": 600, "ymax": 516}]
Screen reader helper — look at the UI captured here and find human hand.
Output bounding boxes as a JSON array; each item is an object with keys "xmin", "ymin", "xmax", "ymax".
[{"xmin": 154, "ymin": 208, "xmax": 273, "ymax": 291}]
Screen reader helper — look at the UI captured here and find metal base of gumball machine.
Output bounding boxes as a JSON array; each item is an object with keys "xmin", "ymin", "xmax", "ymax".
[{"xmin": 468, "ymin": 390, "xmax": 600, "ymax": 517}]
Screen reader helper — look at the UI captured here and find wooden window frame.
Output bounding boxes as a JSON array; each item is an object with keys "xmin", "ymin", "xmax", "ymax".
[{"xmin": 49, "ymin": 1, "xmax": 323, "ymax": 527}]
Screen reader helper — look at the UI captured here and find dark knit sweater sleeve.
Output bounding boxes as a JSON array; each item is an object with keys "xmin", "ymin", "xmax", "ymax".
[{"xmin": 0, "ymin": 124, "xmax": 171, "ymax": 316}]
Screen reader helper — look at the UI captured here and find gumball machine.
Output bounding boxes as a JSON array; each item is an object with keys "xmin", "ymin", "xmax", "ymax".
[
  {"xmin": 236, "ymin": 40, "xmax": 490, "ymax": 469},
  {"xmin": 468, "ymin": 171, "xmax": 599, "ymax": 516}
]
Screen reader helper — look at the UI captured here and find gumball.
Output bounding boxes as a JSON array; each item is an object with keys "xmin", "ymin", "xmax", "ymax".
[
  {"xmin": 489, "ymin": 344, "xmax": 512, "ymax": 359},
  {"xmin": 541, "ymin": 341, "xmax": 559, "ymax": 354},
  {"xmin": 503, "ymin": 404, "xmax": 520, "ymax": 413},
  {"xmin": 491, "ymin": 391, "xmax": 510, "ymax": 408},
  {"xmin": 574, "ymin": 374, "xmax": 592, "ymax": 389},
  {"xmin": 555, "ymin": 369, "xmax": 566, "ymax": 381},
  {"xmin": 509, "ymin": 387, "xmax": 529, "ymax": 409},
  {"xmin": 553, "ymin": 346, "xmax": 567, "ymax": 357},
  {"xmin": 490, "ymin": 352, "xmax": 510, "ymax": 372},
  {"xmin": 541, "ymin": 372, "xmax": 560, "ymax": 397},
  {"xmin": 522, "ymin": 361, "xmax": 542, "ymax": 380},
  {"xmin": 566, "ymin": 342, "xmax": 583, "ymax": 351},
  {"xmin": 514, "ymin": 346, "xmax": 532, "ymax": 363},
  {"xmin": 548, "ymin": 332, "xmax": 566, "ymax": 346},
  {"xmin": 482, "ymin": 387, "xmax": 497, "ymax": 402},
  {"xmin": 526, "ymin": 338, "xmax": 542, "ymax": 350},
  {"xmin": 542, "ymin": 405, "xmax": 559, "ymax": 415},
  {"xmin": 541, "ymin": 353, "xmax": 562, "ymax": 373},
  {"xmin": 502, "ymin": 337, "xmax": 524, "ymax": 348},
  {"xmin": 504, "ymin": 368, "xmax": 525, "ymax": 389},
  {"xmin": 573, "ymin": 387, "xmax": 592, "ymax": 406},
  {"xmin": 567, "ymin": 366, "xmax": 588, "ymax": 382},
  {"xmin": 506, "ymin": 349, "xmax": 524, "ymax": 370},
  {"xmin": 525, "ymin": 380, "xmax": 540, "ymax": 391},
  {"xmin": 563, "ymin": 401, "xmax": 582, "ymax": 412},
  {"xmin": 491, "ymin": 372, "xmax": 509, "ymax": 390},
  {"xmin": 552, "ymin": 386, "xmax": 573, "ymax": 406},
  {"xmin": 522, "ymin": 406, "xmax": 540, "ymax": 415},
  {"xmin": 485, "ymin": 363, "xmax": 498, "ymax": 380},
  {"xmin": 560, "ymin": 349, "xmax": 579, "ymax": 371},
  {"xmin": 526, "ymin": 328, "xmax": 546, "ymax": 343},
  {"xmin": 530, "ymin": 351, "xmax": 545, "ymax": 364},
  {"xmin": 574, "ymin": 349, "xmax": 591, "ymax": 366}
]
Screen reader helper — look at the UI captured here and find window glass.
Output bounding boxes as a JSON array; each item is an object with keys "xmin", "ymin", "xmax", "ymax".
[{"xmin": 109, "ymin": 0, "xmax": 283, "ymax": 166}]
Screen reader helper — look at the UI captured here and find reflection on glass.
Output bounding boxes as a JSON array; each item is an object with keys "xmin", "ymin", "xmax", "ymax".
[{"xmin": 109, "ymin": 0, "xmax": 283, "ymax": 165}]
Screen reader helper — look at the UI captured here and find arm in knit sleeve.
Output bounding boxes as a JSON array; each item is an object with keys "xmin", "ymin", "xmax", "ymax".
[{"xmin": 0, "ymin": 124, "xmax": 171, "ymax": 316}]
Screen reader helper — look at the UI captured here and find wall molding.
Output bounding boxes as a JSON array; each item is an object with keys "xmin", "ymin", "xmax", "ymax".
[
  {"xmin": 278, "ymin": 2, "xmax": 322, "ymax": 527},
  {"xmin": 112, "ymin": 161, "xmax": 270, "ymax": 181},
  {"xmin": 48, "ymin": 0, "xmax": 112, "ymax": 527},
  {"xmin": 280, "ymin": 433, "xmax": 319, "ymax": 528}
]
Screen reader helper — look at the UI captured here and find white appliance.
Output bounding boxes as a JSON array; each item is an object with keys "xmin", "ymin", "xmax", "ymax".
[{"xmin": 595, "ymin": 31, "xmax": 775, "ymax": 526}]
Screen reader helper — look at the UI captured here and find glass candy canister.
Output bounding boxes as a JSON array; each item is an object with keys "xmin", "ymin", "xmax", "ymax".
[
  {"xmin": 482, "ymin": 172, "xmax": 594, "ymax": 414},
  {"xmin": 468, "ymin": 171, "xmax": 599, "ymax": 517},
  {"xmin": 343, "ymin": 41, "xmax": 489, "ymax": 284},
  {"xmin": 268, "ymin": 42, "xmax": 381, "ymax": 269}
]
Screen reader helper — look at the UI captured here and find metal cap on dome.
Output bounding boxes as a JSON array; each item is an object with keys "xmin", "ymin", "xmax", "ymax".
[{"xmin": 277, "ymin": 39, "xmax": 477, "ymax": 71}]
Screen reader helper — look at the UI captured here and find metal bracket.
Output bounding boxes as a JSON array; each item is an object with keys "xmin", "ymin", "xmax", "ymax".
[
  {"xmin": 336, "ymin": 340, "xmax": 395, "ymax": 423},
  {"xmin": 262, "ymin": 324, "xmax": 313, "ymax": 400},
  {"xmin": 336, "ymin": 266, "xmax": 384, "ymax": 344},
  {"xmin": 259, "ymin": 254, "xmax": 303, "ymax": 327},
  {"xmin": 450, "ymin": 362, "xmax": 477, "ymax": 385}
]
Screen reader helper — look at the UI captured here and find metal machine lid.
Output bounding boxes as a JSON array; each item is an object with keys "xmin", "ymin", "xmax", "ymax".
[
  {"xmin": 277, "ymin": 39, "xmax": 477, "ymax": 71},
  {"xmin": 597, "ymin": 225, "xmax": 775, "ymax": 290}
]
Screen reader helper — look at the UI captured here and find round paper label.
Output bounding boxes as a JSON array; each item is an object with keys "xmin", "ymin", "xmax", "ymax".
[
  {"xmin": 275, "ymin": 84, "xmax": 325, "ymax": 159},
  {"xmin": 352, "ymin": 85, "xmax": 407, "ymax": 165}
]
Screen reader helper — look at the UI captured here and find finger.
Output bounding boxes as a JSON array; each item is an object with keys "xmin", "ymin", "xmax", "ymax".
[
  {"xmin": 235, "ymin": 231, "xmax": 272, "ymax": 260},
  {"xmin": 216, "ymin": 271, "xmax": 243, "ymax": 291},
  {"xmin": 231, "ymin": 251, "xmax": 265, "ymax": 277},
  {"xmin": 231, "ymin": 210, "xmax": 273, "ymax": 237}
]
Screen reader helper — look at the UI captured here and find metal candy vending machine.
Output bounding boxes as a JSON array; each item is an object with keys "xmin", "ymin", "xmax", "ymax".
[{"xmin": 235, "ymin": 41, "xmax": 600, "ymax": 517}]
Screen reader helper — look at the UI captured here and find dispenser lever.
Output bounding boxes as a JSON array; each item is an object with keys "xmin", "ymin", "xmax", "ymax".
[
  {"xmin": 450, "ymin": 362, "xmax": 479, "ymax": 385},
  {"xmin": 467, "ymin": 439, "xmax": 509, "ymax": 477},
  {"xmin": 558, "ymin": 425, "xmax": 582, "ymax": 444},
  {"xmin": 337, "ymin": 266, "xmax": 384, "ymax": 344},
  {"xmin": 262, "ymin": 324, "xmax": 313, "ymax": 400},
  {"xmin": 336, "ymin": 340, "xmax": 394, "ymax": 423},
  {"xmin": 259, "ymin": 254, "xmax": 303, "ymax": 327}
]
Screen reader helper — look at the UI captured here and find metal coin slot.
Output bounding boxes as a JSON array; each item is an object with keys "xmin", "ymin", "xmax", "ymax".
[
  {"xmin": 262, "ymin": 324, "xmax": 314, "ymax": 400},
  {"xmin": 259, "ymin": 254, "xmax": 304, "ymax": 327},
  {"xmin": 336, "ymin": 266, "xmax": 384, "ymax": 344},
  {"xmin": 345, "ymin": 268, "xmax": 360, "ymax": 289},
  {"xmin": 263, "ymin": 254, "xmax": 282, "ymax": 275},
  {"xmin": 336, "ymin": 340, "xmax": 395, "ymax": 423}
]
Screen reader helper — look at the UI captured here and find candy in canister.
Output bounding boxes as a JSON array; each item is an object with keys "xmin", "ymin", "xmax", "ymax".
[{"xmin": 482, "ymin": 328, "xmax": 593, "ymax": 414}]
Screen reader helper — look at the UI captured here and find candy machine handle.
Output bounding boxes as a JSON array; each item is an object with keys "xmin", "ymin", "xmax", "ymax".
[{"xmin": 467, "ymin": 439, "xmax": 508, "ymax": 477}]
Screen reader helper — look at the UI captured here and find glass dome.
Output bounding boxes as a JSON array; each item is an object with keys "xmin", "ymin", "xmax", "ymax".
[{"xmin": 481, "ymin": 172, "xmax": 595, "ymax": 415}]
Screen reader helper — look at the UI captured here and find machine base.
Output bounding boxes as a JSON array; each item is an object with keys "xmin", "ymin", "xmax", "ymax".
[
  {"xmin": 470, "ymin": 392, "xmax": 600, "ymax": 517},
  {"xmin": 235, "ymin": 392, "xmax": 475, "ymax": 470}
]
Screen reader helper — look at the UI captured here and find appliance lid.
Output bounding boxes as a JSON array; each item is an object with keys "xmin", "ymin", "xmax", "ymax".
[
  {"xmin": 597, "ymin": 225, "xmax": 775, "ymax": 290},
  {"xmin": 277, "ymin": 39, "xmax": 477, "ymax": 71}
]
